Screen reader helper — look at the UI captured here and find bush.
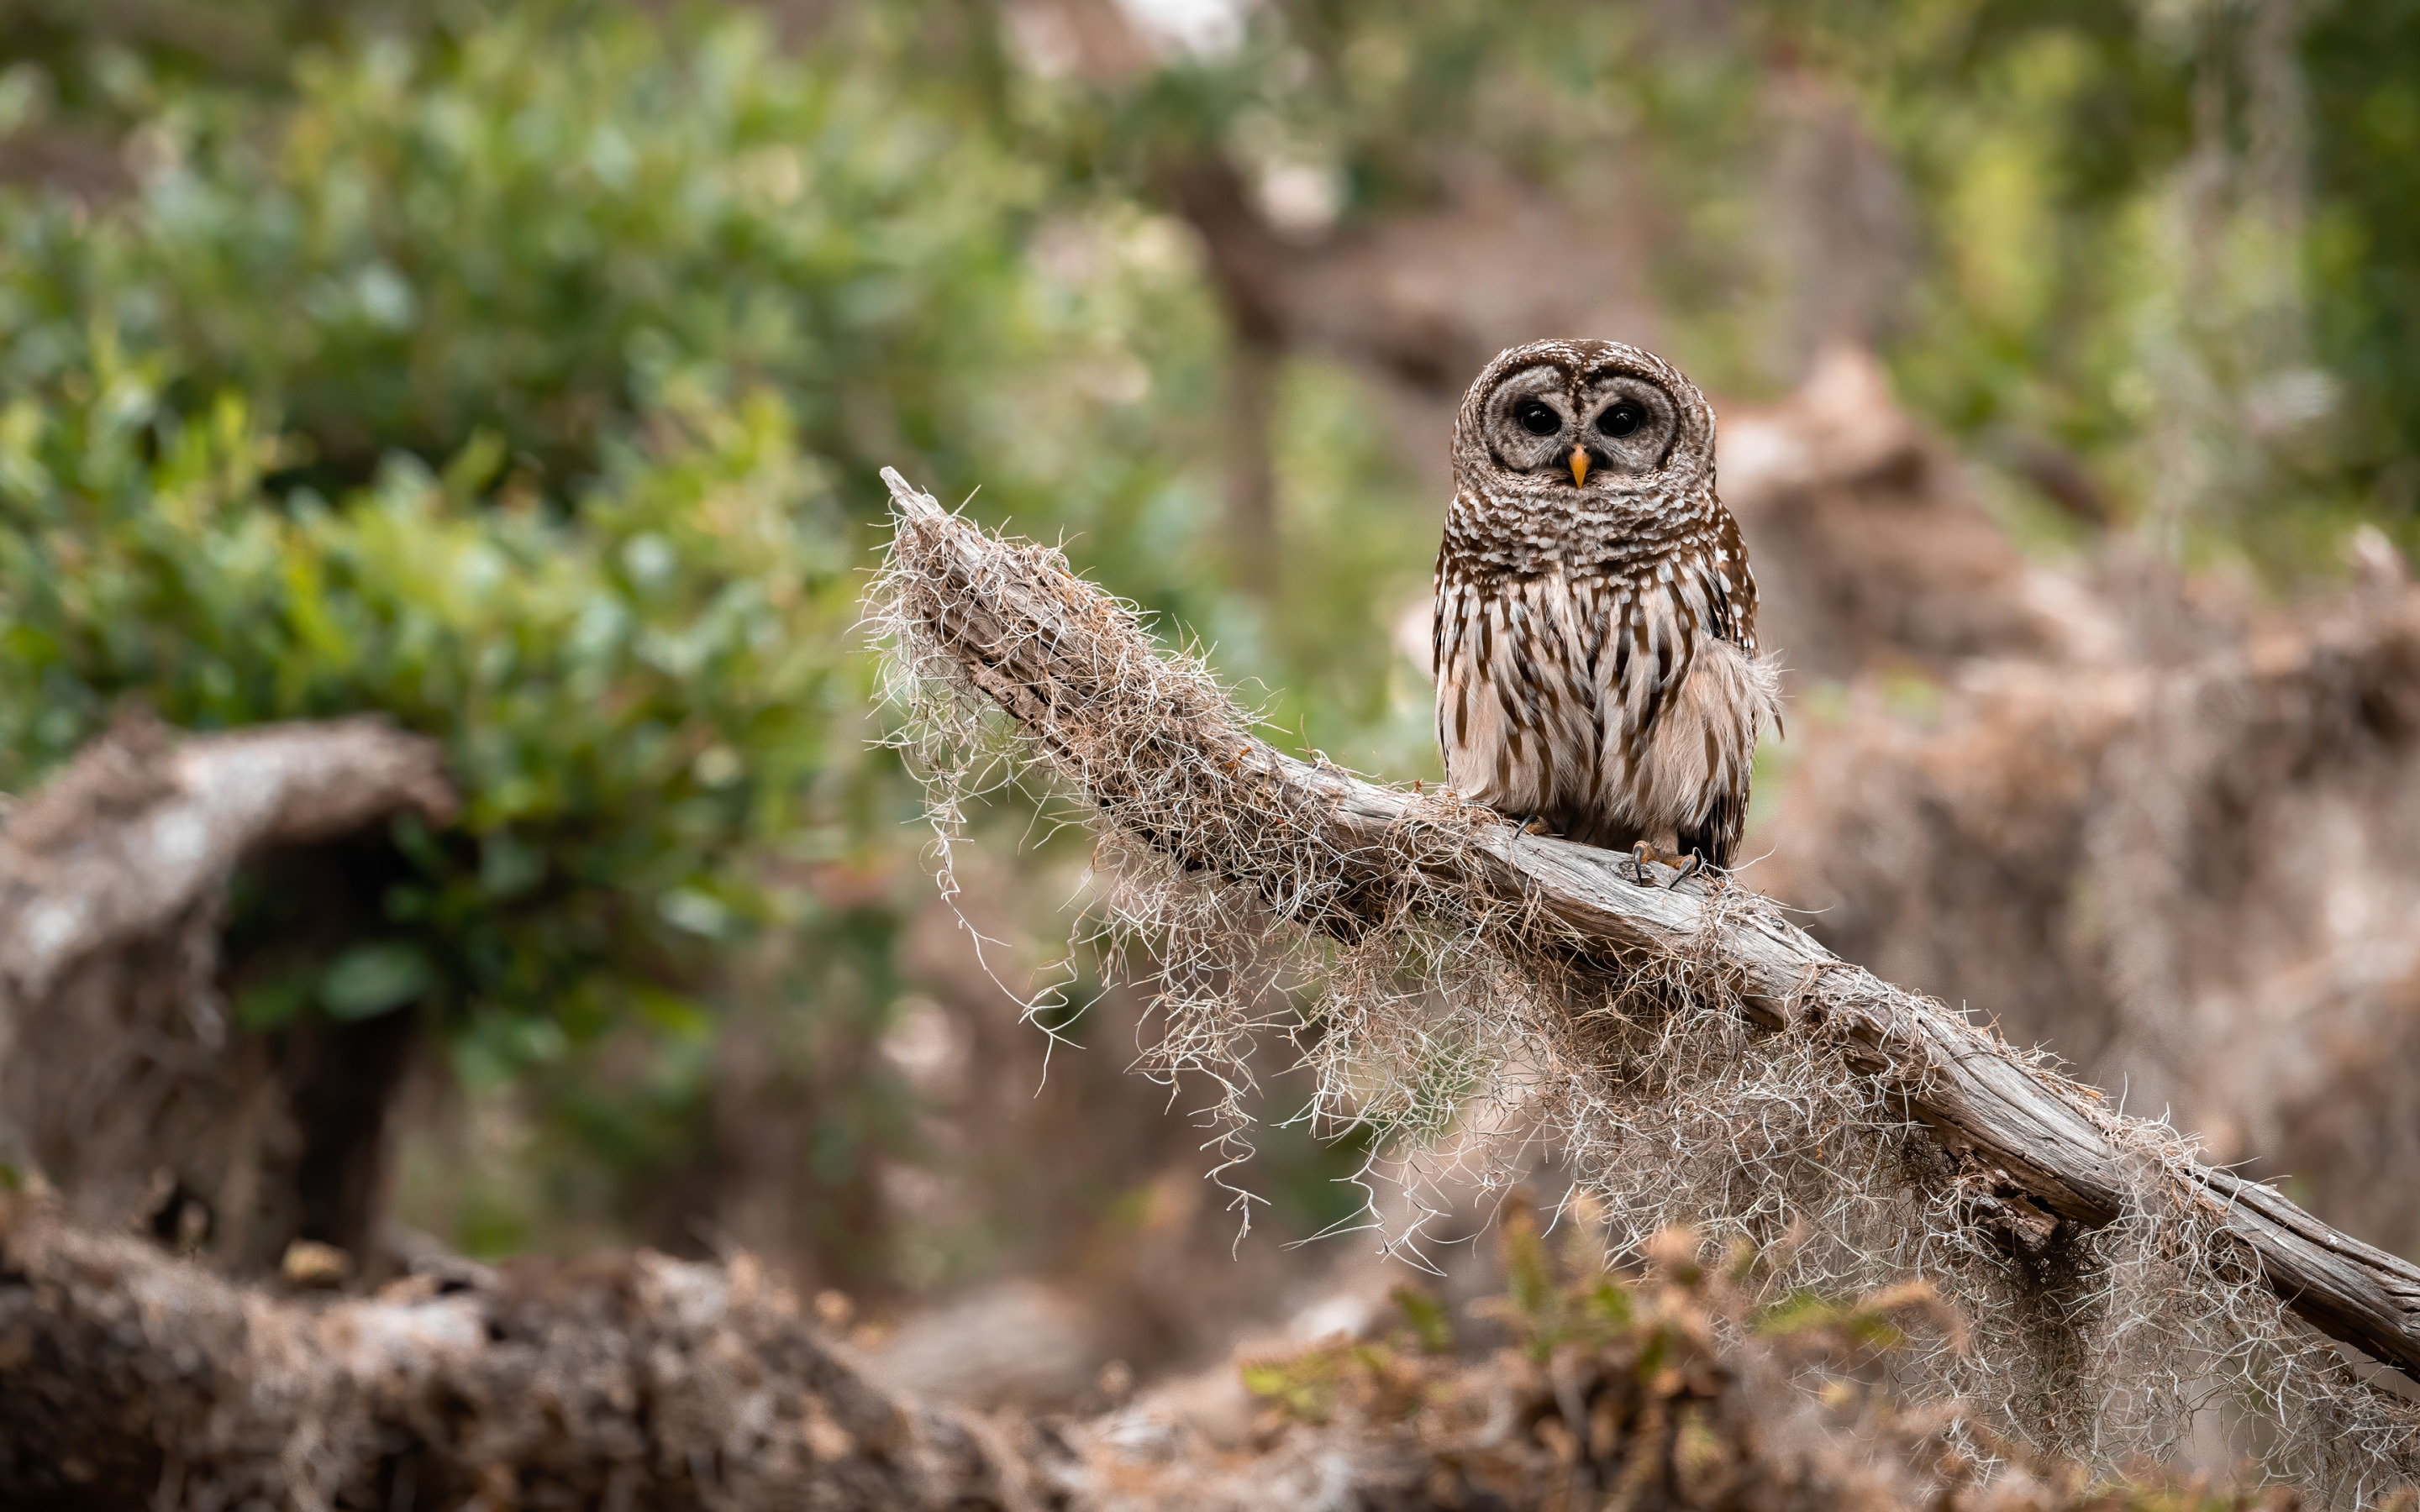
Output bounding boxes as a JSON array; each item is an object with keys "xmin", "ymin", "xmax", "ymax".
[
  {"xmin": 0, "ymin": 330, "xmax": 881, "ymax": 1055},
  {"xmin": 0, "ymin": 4, "xmax": 1041, "ymax": 496}
]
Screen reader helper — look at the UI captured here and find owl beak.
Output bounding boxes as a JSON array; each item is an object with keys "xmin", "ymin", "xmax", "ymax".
[{"xmin": 1568, "ymin": 447, "xmax": 1591, "ymax": 487}]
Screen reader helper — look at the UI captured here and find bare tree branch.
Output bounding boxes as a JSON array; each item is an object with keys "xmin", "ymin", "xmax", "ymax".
[
  {"xmin": 875, "ymin": 465, "xmax": 2420, "ymax": 1384},
  {"xmin": 0, "ymin": 712, "xmax": 456, "ymax": 1002}
]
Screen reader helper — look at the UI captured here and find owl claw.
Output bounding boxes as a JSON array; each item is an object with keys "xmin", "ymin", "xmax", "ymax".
[
  {"xmin": 1629, "ymin": 841, "xmax": 1655, "ymax": 885},
  {"xmin": 1667, "ymin": 853, "xmax": 1705, "ymax": 890}
]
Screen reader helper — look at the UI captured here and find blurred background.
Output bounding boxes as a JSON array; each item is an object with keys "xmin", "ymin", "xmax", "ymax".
[{"xmin": 1, "ymin": 0, "xmax": 2416, "ymax": 1412}]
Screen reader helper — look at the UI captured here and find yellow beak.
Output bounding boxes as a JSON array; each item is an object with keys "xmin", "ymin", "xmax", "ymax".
[{"xmin": 1568, "ymin": 447, "xmax": 1590, "ymax": 487}]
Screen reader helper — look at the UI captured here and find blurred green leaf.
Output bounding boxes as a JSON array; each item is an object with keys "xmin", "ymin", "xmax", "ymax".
[
  {"xmin": 1390, "ymin": 1283, "xmax": 1455, "ymax": 1355},
  {"xmin": 320, "ymin": 942, "xmax": 434, "ymax": 1020},
  {"xmin": 236, "ymin": 973, "xmax": 316, "ymax": 1032}
]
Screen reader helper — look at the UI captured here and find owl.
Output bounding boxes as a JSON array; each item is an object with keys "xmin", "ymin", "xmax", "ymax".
[{"xmin": 1434, "ymin": 339, "xmax": 1780, "ymax": 878}]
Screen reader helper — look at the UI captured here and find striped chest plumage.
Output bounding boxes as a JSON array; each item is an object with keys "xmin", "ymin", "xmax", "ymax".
[{"xmin": 1432, "ymin": 339, "xmax": 1778, "ymax": 867}]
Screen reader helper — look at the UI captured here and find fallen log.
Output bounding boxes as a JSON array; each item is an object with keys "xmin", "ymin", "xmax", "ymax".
[
  {"xmin": 0, "ymin": 1196, "xmax": 1024, "ymax": 1511},
  {"xmin": 871, "ymin": 465, "xmax": 2420, "ymax": 1394},
  {"xmin": 0, "ymin": 1190, "xmax": 2152, "ymax": 1512}
]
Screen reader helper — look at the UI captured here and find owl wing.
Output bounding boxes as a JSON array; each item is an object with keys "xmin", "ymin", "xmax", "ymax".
[
  {"xmin": 1679, "ymin": 512, "xmax": 1777, "ymax": 864},
  {"xmin": 1709, "ymin": 512, "xmax": 1759, "ymax": 652}
]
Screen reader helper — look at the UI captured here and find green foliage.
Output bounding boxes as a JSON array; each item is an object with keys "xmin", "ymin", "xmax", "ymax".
[
  {"xmin": 0, "ymin": 0, "xmax": 393, "ymax": 116},
  {"xmin": 1388, "ymin": 1282, "xmax": 1455, "ymax": 1356},
  {"xmin": 1754, "ymin": 1288, "xmax": 1909, "ymax": 1352},
  {"xmin": 1239, "ymin": 1281, "xmax": 1453, "ymax": 1424},
  {"xmin": 1785, "ymin": 0, "xmax": 2420, "ymax": 559},
  {"xmin": 1238, "ymin": 1340, "xmax": 1412, "ymax": 1425},
  {"xmin": 1145, "ymin": 1, "xmax": 1744, "ymax": 206},
  {"xmin": 318, "ymin": 942, "xmax": 439, "ymax": 1021},
  {"xmin": 1482, "ymin": 1202, "xmax": 1639, "ymax": 1364},
  {"xmin": 2306, "ymin": 0, "xmax": 2420, "ymax": 504},
  {"xmin": 1799, "ymin": 2, "xmax": 2186, "ymax": 444},
  {"xmin": 0, "ymin": 339, "xmax": 873, "ymax": 1055},
  {"xmin": 0, "ymin": 3, "xmax": 1045, "ymax": 501}
]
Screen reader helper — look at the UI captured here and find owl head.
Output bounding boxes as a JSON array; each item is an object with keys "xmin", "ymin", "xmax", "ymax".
[{"xmin": 1450, "ymin": 339, "xmax": 1715, "ymax": 507}]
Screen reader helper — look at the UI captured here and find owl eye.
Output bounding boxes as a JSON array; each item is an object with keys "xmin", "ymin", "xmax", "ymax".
[
  {"xmin": 1597, "ymin": 402, "xmax": 1644, "ymax": 438},
  {"xmin": 1514, "ymin": 400, "xmax": 1561, "ymax": 437}
]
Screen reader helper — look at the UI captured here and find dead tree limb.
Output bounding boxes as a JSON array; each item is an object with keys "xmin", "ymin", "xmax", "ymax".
[
  {"xmin": 875, "ymin": 466, "xmax": 2420, "ymax": 1384},
  {"xmin": 0, "ymin": 712, "xmax": 458, "ymax": 1003}
]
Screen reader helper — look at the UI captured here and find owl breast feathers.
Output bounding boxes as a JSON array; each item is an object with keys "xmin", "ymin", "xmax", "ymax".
[{"xmin": 1434, "ymin": 338, "xmax": 1781, "ymax": 868}]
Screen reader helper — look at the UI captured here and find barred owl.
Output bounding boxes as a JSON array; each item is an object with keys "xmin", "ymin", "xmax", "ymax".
[{"xmin": 1434, "ymin": 339, "xmax": 1780, "ymax": 874}]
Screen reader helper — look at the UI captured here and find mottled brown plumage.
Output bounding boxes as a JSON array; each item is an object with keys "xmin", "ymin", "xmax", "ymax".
[{"xmin": 1434, "ymin": 339, "xmax": 1779, "ymax": 866}]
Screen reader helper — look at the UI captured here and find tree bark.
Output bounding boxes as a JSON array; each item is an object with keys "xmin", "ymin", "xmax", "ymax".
[
  {"xmin": 876, "ymin": 465, "xmax": 2420, "ymax": 1383},
  {"xmin": 0, "ymin": 712, "xmax": 458, "ymax": 1271},
  {"xmin": 0, "ymin": 1197, "xmax": 1023, "ymax": 1512}
]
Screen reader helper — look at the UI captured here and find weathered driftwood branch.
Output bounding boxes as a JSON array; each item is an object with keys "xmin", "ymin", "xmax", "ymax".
[
  {"xmin": 0, "ymin": 711, "xmax": 459, "ymax": 1003},
  {"xmin": 876, "ymin": 467, "xmax": 2420, "ymax": 1383}
]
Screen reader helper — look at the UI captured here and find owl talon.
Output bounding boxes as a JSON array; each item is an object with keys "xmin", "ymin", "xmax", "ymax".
[
  {"xmin": 1629, "ymin": 841, "xmax": 1655, "ymax": 885},
  {"xmin": 1666, "ymin": 853, "xmax": 1705, "ymax": 890}
]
